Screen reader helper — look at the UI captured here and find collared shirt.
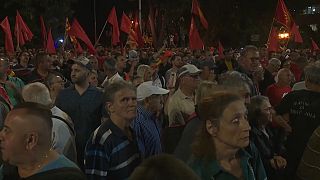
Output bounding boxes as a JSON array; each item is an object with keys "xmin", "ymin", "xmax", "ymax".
[
  {"xmin": 85, "ymin": 120, "xmax": 141, "ymax": 180},
  {"xmin": 132, "ymin": 104, "xmax": 162, "ymax": 158},
  {"xmin": 101, "ymin": 72, "xmax": 124, "ymax": 87},
  {"xmin": 189, "ymin": 148, "xmax": 267, "ymax": 180},
  {"xmin": 55, "ymin": 85, "xmax": 105, "ymax": 168},
  {"xmin": 167, "ymin": 89, "xmax": 195, "ymax": 127}
]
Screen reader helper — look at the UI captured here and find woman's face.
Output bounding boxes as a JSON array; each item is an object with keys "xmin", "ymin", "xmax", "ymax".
[
  {"xmin": 208, "ymin": 100, "xmax": 251, "ymax": 149},
  {"xmin": 89, "ymin": 73, "xmax": 98, "ymax": 87},
  {"xmin": 260, "ymin": 100, "xmax": 273, "ymax": 124}
]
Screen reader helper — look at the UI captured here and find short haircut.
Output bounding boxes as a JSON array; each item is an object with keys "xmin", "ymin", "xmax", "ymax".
[
  {"xmin": 136, "ymin": 65, "xmax": 151, "ymax": 78},
  {"xmin": 34, "ymin": 52, "xmax": 49, "ymax": 67},
  {"xmin": 44, "ymin": 73, "xmax": 63, "ymax": 88},
  {"xmin": 129, "ymin": 154, "xmax": 199, "ymax": 180},
  {"xmin": 304, "ymin": 62, "xmax": 320, "ymax": 85},
  {"xmin": 218, "ymin": 71, "xmax": 251, "ymax": 93},
  {"xmin": 104, "ymin": 58, "xmax": 117, "ymax": 72},
  {"xmin": 104, "ymin": 81, "xmax": 136, "ymax": 103},
  {"xmin": 240, "ymin": 45, "xmax": 258, "ymax": 57},
  {"xmin": 269, "ymin": 58, "xmax": 281, "ymax": 66},
  {"xmin": 22, "ymin": 82, "xmax": 52, "ymax": 106},
  {"xmin": 13, "ymin": 102, "xmax": 53, "ymax": 135},
  {"xmin": 247, "ymin": 95, "xmax": 270, "ymax": 127}
]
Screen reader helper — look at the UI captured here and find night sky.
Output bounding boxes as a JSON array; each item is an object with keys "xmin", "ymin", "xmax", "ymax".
[{"xmin": 74, "ymin": 0, "xmax": 137, "ymax": 43}]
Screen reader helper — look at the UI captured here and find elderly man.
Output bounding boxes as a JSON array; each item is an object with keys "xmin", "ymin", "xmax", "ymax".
[
  {"xmin": 85, "ymin": 81, "xmax": 141, "ymax": 180},
  {"xmin": 55, "ymin": 56, "xmax": 105, "ymax": 169},
  {"xmin": 22, "ymin": 82, "xmax": 77, "ymax": 163},
  {"xmin": 133, "ymin": 81, "xmax": 169, "ymax": 158},
  {"xmin": 0, "ymin": 103, "xmax": 85, "ymax": 179},
  {"xmin": 276, "ymin": 62, "xmax": 320, "ymax": 179},
  {"xmin": 167, "ymin": 64, "xmax": 201, "ymax": 127}
]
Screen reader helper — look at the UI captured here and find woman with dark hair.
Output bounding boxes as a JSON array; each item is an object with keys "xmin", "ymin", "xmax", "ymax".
[
  {"xmin": 12, "ymin": 51, "xmax": 34, "ymax": 81},
  {"xmin": 189, "ymin": 92, "xmax": 267, "ymax": 180},
  {"xmin": 247, "ymin": 95, "xmax": 287, "ymax": 179}
]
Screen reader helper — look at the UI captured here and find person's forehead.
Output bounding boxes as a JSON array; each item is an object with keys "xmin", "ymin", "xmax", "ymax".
[
  {"xmin": 72, "ymin": 64, "xmax": 85, "ymax": 70},
  {"xmin": 246, "ymin": 50, "xmax": 259, "ymax": 58},
  {"xmin": 222, "ymin": 100, "xmax": 246, "ymax": 116},
  {"xmin": 114, "ymin": 88, "xmax": 136, "ymax": 98}
]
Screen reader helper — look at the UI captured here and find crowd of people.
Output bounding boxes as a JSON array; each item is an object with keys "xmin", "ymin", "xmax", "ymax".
[{"xmin": 0, "ymin": 43, "xmax": 319, "ymax": 179}]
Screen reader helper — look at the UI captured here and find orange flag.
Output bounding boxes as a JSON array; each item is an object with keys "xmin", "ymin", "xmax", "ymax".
[
  {"xmin": 290, "ymin": 22, "xmax": 303, "ymax": 43},
  {"xmin": 274, "ymin": 0, "xmax": 291, "ymax": 28},
  {"xmin": 120, "ymin": 12, "xmax": 131, "ymax": 34},
  {"xmin": 191, "ymin": 0, "xmax": 208, "ymax": 29},
  {"xmin": 189, "ymin": 17, "xmax": 204, "ymax": 50},
  {"xmin": 107, "ymin": 7, "xmax": 120, "ymax": 45},
  {"xmin": 46, "ymin": 28, "xmax": 56, "ymax": 54},
  {"xmin": 0, "ymin": 17, "xmax": 14, "ymax": 54}
]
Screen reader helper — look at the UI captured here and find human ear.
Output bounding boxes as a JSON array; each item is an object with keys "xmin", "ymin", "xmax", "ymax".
[
  {"xmin": 206, "ymin": 120, "xmax": 218, "ymax": 137},
  {"xmin": 106, "ymin": 102, "xmax": 114, "ymax": 113},
  {"xmin": 25, "ymin": 132, "xmax": 38, "ymax": 151}
]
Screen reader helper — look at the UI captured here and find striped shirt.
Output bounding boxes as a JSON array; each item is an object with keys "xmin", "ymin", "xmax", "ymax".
[
  {"xmin": 132, "ymin": 104, "xmax": 162, "ymax": 158},
  {"xmin": 85, "ymin": 119, "xmax": 141, "ymax": 180}
]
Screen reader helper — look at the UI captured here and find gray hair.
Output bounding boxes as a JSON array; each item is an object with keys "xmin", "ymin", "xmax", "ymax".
[
  {"xmin": 304, "ymin": 62, "xmax": 320, "ymax": 85},
  {"xmin": 22, "ymin": 82, "xmax": 53, "ymax": 106},
  {"xmin": 218, "ymin": 71, "xmax": 250, "ymax": 92},
  {"xmin": 136, "ymin": 65, "xmax": 151, "ymax": 78},
  {"xmin": 269, "ymin": 58, "xmax": 281, "ymax": 66},
  {"xmin": 104, "ymin": 81, "xmax": 136, "ymax": 103}
]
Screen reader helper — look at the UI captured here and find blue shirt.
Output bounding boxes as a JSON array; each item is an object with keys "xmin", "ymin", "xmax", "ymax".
[
  {"xmin": 55, "ymin": 85, "xmax": 105, "ymax": 168},
  {"xmin": 132, "ymin": 104, "xmax": 162, "ymax": 158},
  {"xmin": 85, "ymin": 119, "xmax": 141, "ymax": 180}
]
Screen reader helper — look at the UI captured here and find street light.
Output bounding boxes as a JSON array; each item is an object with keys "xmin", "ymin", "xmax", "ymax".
[{"xmin": 278, "ymin": 32, "xmax": 290, "ymax": 39}]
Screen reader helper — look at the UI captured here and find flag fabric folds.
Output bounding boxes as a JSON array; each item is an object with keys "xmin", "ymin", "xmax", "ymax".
[
  {"xmin": 267, "ymin": 27, "xmax": 279, "ymax": 52},
  {"xmin": 290, "ymin": 22, "xmax": 303, "ymax": 43},
  {"xmin": 14, "ymin": 11, "xmax": 33, "ymax": 46},
  {"xmin": 68, "ymin": 18, "xmax": 95, "ymax": 54},
  {"xmin": 311, "ymin": 39, "xmax": 319, "ymax": 51},
  {"xmin": 274, "ymin": 0, "xmax": 292, "ymax": 28},
  {"xmin": 0, "ymin": 17, "xmax": 14, "ymax": 54},
  {"xmin": 191, "ymin": 0, "xmax": 208, "ymax": 29},
  {"xmin": 40, "ymin": 16, "xmax": 47, "ymax": 48},
  {"xmin": 189, "ymin": 17, "xmax": 204, "ymax": 50},
  {"xmin": 65, "ymin": 18, "xmax": 83, "ymax": 54},
  {"xmin": 46, "ymin": 28, "xmax": 56, "ymax": 54},
  {"xmin": 120, "ymin": 12, "xmax": 131, "ymax": 34},
  {"xmin": 218, "ymin": 41, "xmax": 225, "ymax": 59},
  {"xmin": 107, "ymin": 7, "xmax": 120, "ymax": 46}
]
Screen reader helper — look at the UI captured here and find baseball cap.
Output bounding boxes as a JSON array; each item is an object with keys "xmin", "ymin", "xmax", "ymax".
[
  {"xmin": 137, "ymin": 81, "xmax": 169, "ymax": 101},
  {"xmin": 178, "ymin": 64, "xmax": 202, "ymax": 78},
  {"xmin": 74, "ymin": 56, "xmax": 92, "ymax": 70},
  {"xmin": 128, "ymin": 50, "xmax": 139, "ymax": 61}
]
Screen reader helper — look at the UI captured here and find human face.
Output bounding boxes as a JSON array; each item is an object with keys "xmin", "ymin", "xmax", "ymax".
[
  {"xmin": 19, "ymin": 52, "xmax": 30, "ymax": 67},
  {"xmin": 278, "ymin": 69, "xmax": 291, "ymax": 85},
  {"xmin": 242, "ymin": 51, "xmax": 260, "ymax": 73},
  {"xmin": 172, "ymin": 56, "xmax": 183, "ymax": 68},
  {"xmin": 183, "ymin": 73, "xmax": 201, "ymax": 91},
  {"xmin": 71, "ymin": 64, "xmax": 89, "ymax": 84},
  {"xmin": 116, "ymin": 55, "xmax": 127, "ymax": 71},
  {"xmin": 213, "ymin": 100, "xmax": 250, "ymax": 149},
  {"xmin": 50, "ymin": 76, "xmax": 65, "ymax": 93},
  {"xmin": 89, "ymin": 72, "xmax": 98, "ymax": 87},
  {"xmin": 260, "ymin": 100, "xmax": 273, "ymax": 125},
  {"xmin": 0, "ymin": 111, "xmax": 28, "ymax": 165},
  {"xmin": 200, "ymin": 66, "xmax": 213, "ymax": 81},
  {"xmin": 108, "ymin": 88, "xmax": 137, "ymax": 122},
  {"xmin": 146, "ymin": 94, "xmax": 163, "ymax": 114},
  {"xmin": 89, "ymin": 57, "xmax": 99, "ymax": 70}
]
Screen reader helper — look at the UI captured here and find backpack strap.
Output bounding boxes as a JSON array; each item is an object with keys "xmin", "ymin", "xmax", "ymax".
[{"xmin": 52, "ymin": 115, "xmax": 75, "ymax": 135}]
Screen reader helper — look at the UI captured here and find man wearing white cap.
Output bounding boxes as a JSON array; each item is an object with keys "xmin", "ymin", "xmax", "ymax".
[
  {"xmin": 167, "ymin": 64, "xmax": 201, "ymax": 127},
  {"xmin": 132, "ymin": 81, "xmax": 169, "ymax": 158}
]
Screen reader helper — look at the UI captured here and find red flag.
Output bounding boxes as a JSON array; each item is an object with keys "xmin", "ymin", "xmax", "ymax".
[
  {"xmin": 133, "ymin": 16, "xmax": 144, "ymax": 47},
  {"xmin": 65, "ymin": 18, "xmax": 83, "ymax": 54},
  {"xmin": 290, "ymin": 22, "xmax": 303, "ymax": 43},
  {"xmin": 274, "ymin": 0, "xmax": 291, "ymax": 28},
  {"xmin": 218, "ymin": 41, "xmax": 225, "ymax": 59},
  {"xmin": 107, "ymin": 7, "xmax": 120, "ymax": 45},
  {"xmin": 191, "ymin": 0, "xmax": 208, "ymax": 29},
  {"xmin": 267, "ymin": 27, "xmax": 279, "ymax": 52},
  {"xmin": 46, "ymin": 28, "xmax": 56, "ymax": 54},
  {"xmin": 40, "ymin": 16, "xmax": 47, "ymax": 48},
  {"xmin": 15, "ymin": 11, "xmax": 33, "ymax": 46},
  {"xmin": 68, "ymin": 19, "xmax": 95, "ymax": 54},
  {"xmin": 311, "ymin": 39, "xmax": 319, "ymax": 51},
  {"xmin": 0, "ymin": 17, "xmax": 14, "ymax": 54},
  {"xmin": 120, "ymin": 12, "xmax": 131, "ymax": 34},
  {"xmin": 189, "ymin": 17, "xmax": 204, "ymax": 50}
]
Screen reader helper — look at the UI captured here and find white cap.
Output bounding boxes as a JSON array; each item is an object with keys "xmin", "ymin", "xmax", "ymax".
[
  {"xmin": 178, "ymin": 64, "xmax": 202, "ymax": 78},
  {"xmin": 137, "ymin": 81, "xmax": 169, "ymax": 101}
]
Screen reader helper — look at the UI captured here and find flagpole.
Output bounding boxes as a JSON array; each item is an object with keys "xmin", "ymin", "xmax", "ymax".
[
  {"xmin": 139, "ymin": 0, "xmax": 142, "ymax": 31},
  {"xmin": 62, "ymin": 18, "xmax": 68, "ymax": 51},
  {"xmin": 93, "ymin": 0, "xmax": 97, "ymax": 43},
  {"xmin": 95, "ymin": 20, "xmax": 108, "ymax": 47}
]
